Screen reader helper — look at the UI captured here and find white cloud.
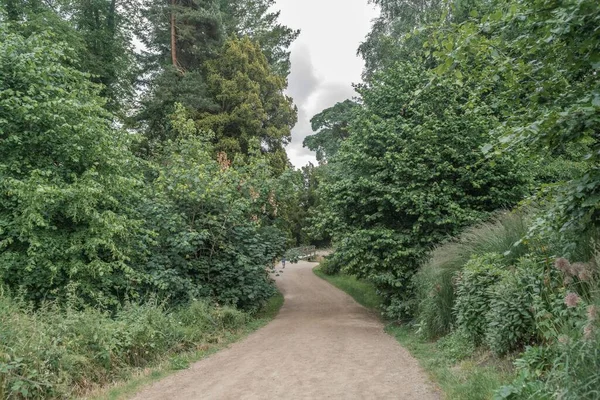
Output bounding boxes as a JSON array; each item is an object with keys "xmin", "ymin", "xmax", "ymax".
[{"xmin": 275, "ymin": 0, "xmax": 379, "ymax": 168}]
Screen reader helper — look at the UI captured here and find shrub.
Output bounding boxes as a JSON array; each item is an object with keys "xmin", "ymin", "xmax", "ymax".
[
  {"xmin": 313, "ymin": 60, "xmax": 529, "ymax": 320},
  {"xmin": 0, "ymin": 292, "xmax": 251, "ymax": 399},
  {"xmin": 319, "ymin": 257, "xmax": 341, "ymax": 275},
  {"xmin": 454, "ymin": 253, "xmax": 507, "ymax": 345},
  {"xmin": 415, "ymin": 212, "xmax": 529, "ymax": 339},
  {"xmin": 497, "ymin": 305, "xmax": 600, "ymax": 400},
  {"xmin": 485, "ymin": 258, "xmax": 546, "ymax": 355},
  {"xmin": 0, "ymin": 24, "xmax": 146, "ymax": 308},
  {"xmin": 137, "ymin": 111, "xmax": 285, "ymax": 312},
  {"xmin": 0, "ymin": 24, "xmax": 287, "ymax": 313}
]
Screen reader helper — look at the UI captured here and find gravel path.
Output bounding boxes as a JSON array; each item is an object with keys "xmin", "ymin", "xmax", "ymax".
[{"xmin": 131, "ymin": 260, "xmax": 439, "ymax": 399}]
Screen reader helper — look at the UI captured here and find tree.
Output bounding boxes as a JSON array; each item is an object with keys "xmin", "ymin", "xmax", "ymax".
[
  {"xmin": 4, "ymin": 0, "xmax": 137, "ymax": 114},
  {"xmin": 136, "ymin": 0, "xmax": 224, "ymax": 150},
  {"xmin": 65, "ymin": 0, "xmax": 137, "ymax": 113},
  {"xmin": 358, "ymin": 0, "xmax": 446, "ymax": 78},
  {"xmin": 317, "ymin": 62, "xmax": 529, "ymax": 318},
  {"xmin": 140, "ymin": 104, "xmax": 286, "ymax": 310},
  {"xmin": 197, "ymin": 37, "xmax": 297, "ymax": 173},
  {"xmin": 429, "ymin": 0, "xmax": 600, "ymax": 243},
  {"xmin": 0, "ymin": 26, "xmax": 145, "ymax": 306},
  {"xmin": 218, "ymin": 0, "xmax": 299, "ymax": 77},
  {"xmin": 303, "ymin": 100, "xmax": 359, "ymax": 164}
]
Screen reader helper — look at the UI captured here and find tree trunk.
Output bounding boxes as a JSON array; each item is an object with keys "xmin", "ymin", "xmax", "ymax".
[{"xmin": 170, "ymin": 0, "xmax": 177, "ymax": 67}]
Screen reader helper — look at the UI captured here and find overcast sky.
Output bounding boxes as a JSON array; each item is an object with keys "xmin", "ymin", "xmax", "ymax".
[{"xmin": 274, "ymin": 0, "xmax": 379, "ymax": 168}]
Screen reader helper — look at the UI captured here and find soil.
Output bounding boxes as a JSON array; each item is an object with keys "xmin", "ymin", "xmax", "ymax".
[{"xmin": 130, "ymin": 260, "xmax": 440, "ymax": 399}]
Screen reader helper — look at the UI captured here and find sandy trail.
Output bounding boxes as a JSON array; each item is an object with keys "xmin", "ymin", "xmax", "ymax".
[{"xmin": 131, "ymin": 260, "xmax": 439, "ymax": 399}]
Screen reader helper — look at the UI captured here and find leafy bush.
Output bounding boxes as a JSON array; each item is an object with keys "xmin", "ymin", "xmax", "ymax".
[
  {"xmin": 0, "ymin": 22, "xmax": 286, "ymax": 313},
  {"xmin": 137, "ymin": 109, "xmax": 285, "ymax": 312},
  {"xmin": 0, "ymin": 292, "xmax": 250, "ymax": 399},
  {"xmin": 284, "ymin": 248, "xmax": 305, "ymax": 263},
  {"xmin": 431, "ymin": 0, "xmax": 600, "ymax": 235},
  {"xmin": 0, "ymin": 24, "xmax": 146, "ymax": 308},
  {"xmin": 485, "ymin": 258, "xmax": 545, "ymax": 355},
  {"xmin": 320, "ymin": 257, "xmax": 341, "ymax": 275},
  {"xmin": 415, "ymin": 212, "xmax": 529, "ymax": 338},
  {"xmin": 454, "ymin": 253, "xmax": 507, "ymax": 345},
  {"xmin": 313, "ymin": 61, "xmax": 529, "ymax": 319},
  {"xmin": 497, "ymin": 304, "xmax": 600, "ymax": 400}
]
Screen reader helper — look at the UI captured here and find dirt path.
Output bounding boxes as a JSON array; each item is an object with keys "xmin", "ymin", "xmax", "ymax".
[{"xmin": 131, "ymin": 260, "xmax": 439, "ymax": 399}]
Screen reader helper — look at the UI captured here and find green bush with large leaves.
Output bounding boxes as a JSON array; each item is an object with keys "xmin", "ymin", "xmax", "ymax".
[
  {"xmin": 140, "ymin": 106, "xmax": 285, "ymax": 311},
  {"xmin": 315, "ymin": 61, "xmax": 528, "ymax": 318},
  {"xmin": 428, "ymin": 0, "xmax": 600, "ymax": 241},
  {"xmin": 0, "ymin": 27, "xmax": 287, "ymax": 312},
  {"xmin": 0, "ymin": 27, "xmax": 146, "ymax": 307},
  {"xmin": 414, "ymin": 211, "xmax": 530, "ymax": 339}
]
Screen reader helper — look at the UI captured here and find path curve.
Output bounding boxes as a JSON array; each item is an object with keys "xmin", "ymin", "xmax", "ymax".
[{"xmin": 131, "ymin": 260, "xmax": 439, "ymax": 399}]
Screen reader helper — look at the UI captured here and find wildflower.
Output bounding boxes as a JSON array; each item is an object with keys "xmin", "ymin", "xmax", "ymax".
[
  {"xmin": 583, "ymin": 324, "xmax": 594, "ymax": 340},
  {"xmin": 555, "ymin": 258, "xmax": 571, "ymax": 274},
  {"xmin": 570, "ymin": 262, "xmax": 586, "ymax": 277},
  {"xmin": 578, "ymin": 267, "xmax": 593, "ymax": 282},
  {"xmin": 563, "ymin": 275, "xmax": 573, "ymax": 285},
  {"xmin": 587, "ymin": 305, "xmax": 598, "ymax": 322},
  {"xmin": 564, "ymin": 292, "xmax": 580, "ymax": 308}
]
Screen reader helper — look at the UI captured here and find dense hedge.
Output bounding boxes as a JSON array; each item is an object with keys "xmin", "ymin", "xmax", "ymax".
[
  {"xmin": 315, "ymin": 62, "xmax": 528, "ymax": 318},
  {"xmin": 0, "ymin": 25, "xmax": 285, "ymax": 311}
]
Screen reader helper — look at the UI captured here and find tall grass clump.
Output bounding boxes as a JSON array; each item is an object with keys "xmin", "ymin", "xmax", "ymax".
[
  {"xmin": 0, "ymin": 291, "xmax": 250, "ymax": 399},
  {"xmin": 414, "ymin": 211, "xmax": 530, "ymax": 339}
]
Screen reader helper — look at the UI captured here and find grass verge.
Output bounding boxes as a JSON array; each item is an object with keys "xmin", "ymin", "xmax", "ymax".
[
  {"xmin": 313, "ymin": 267, "xmax": 514, "ymax": 400},
  {"xmin": 313, "ymin": 267, "xmax": 382, "ymax": 310},
  {"xmin": 84, "ymin": 292, "xmax": 284, "ymax": 400}
]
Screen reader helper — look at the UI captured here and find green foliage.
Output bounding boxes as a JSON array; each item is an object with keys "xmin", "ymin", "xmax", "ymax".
[
  {"xmin": 349, "ymin": 1, "xmax": 600, "ymax": 395},
  {"xmin": 436, "ymin": 328, "xmax": 476, "ymax": 363},
  {"xmin": 0, "ymin": 2, "xmax": 296, "ymax": 397},
  {"xmin": 390, "ymin": 323, "xmax": 515, "ymax": 400},
  {"xmin": 429, "ymin": 0, "xmax": 600, "ymax": 237},
  {"xmin": 297, "ymin": 163, "xmax": 330, "ymax": 247},
  {"xmin": 3, "ymin": 0, "xmax": 136, "ymax": 114},
  {"xmin": 139, "ymin": 105, "xmax": 285, "ymax": 311},
  {"xmin": 319, "ymin": 257, "xmax": 341, "ymax": 276},
  {"xmin": 313, "ymin": 267, "xmax": 383, "ymax": 311},
  {"xmin": 218, "ymin": 0, "xmax": 299, "ymax": 77},
  {"xmin": 316, "ymin": 60, "xmax": 528, "ymax": 319},
  {"xmin": 358, "ymin": 0, "xmax": 446, "ymax": 78},
  {"xmin": 454, "ymin": 254, "xmax": 507, "ymax": 345},
  {"xmin": 303, "ymin": 100, "xmax": 359, "ymax": 164},
  {"xmin": 197, "ymin": 37, "xmax": 297, "ymax": 172},
  {"xmin": 0, "ymin": 292, "xmax": 251, "ymax": 399},
  {"xmin": 0, "ymin": 26, "xmax": 287, "ymax": 312},
  {"xmin": 136, "ymin": 0, "xmax": 298, "ymax": 153},
  {"xmin": 61, "ymin": 0, "xmax": 137, "ymax": 113},
  {"xmin": 136, "ymin": 0, "xmax": 223, "ymax": 148},
  {"xmin": 283, "ymin": 248, "xmax": 303, "ymax": 263},
  {"xmin": 498, "ymin": 301, "xmax": 600, "ymax": 400},
  {"xmin": 485, "ymin": 258, "xmax": 544, "ymax": 355},
  {"xmin": 415, "ymin": 211, "xmax": 530, "ymax": 339},
  {"xmin": 0, "ymin": 27, "xmax": 145, "ymax": 307}
]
